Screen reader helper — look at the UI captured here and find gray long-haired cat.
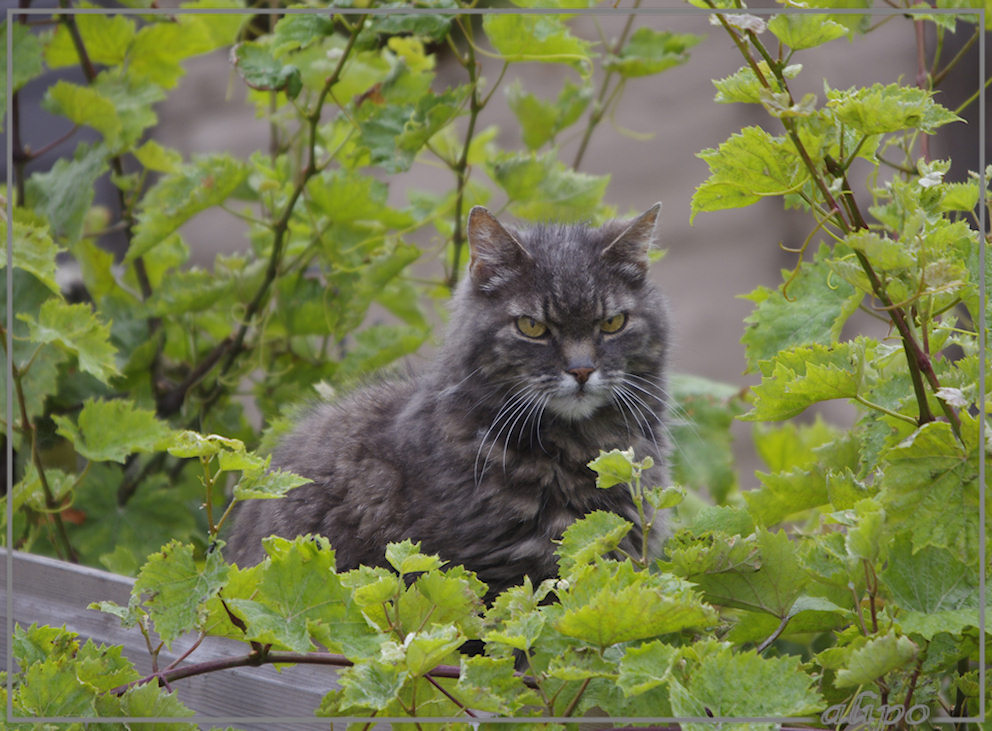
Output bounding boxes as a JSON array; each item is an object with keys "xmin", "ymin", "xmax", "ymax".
[{"xmin": 227, "ymin": 203, "xmax": 671, "ymax": 600}]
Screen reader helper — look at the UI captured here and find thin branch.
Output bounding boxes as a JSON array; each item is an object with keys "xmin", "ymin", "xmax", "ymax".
[
  {"xmin": 756, "ymin": 614, "xmax": 791, "ymax": 653},
  {"xmin": 109, "ymin": 648, "xmax": 540, "ymax": 698},
  {"xmin": 573, "ymin": 0, "xmax": 641, "ymax": 170}
]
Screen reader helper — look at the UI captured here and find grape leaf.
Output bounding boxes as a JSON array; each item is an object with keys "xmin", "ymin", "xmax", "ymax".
[
  {"xmin": 233, "ymin": 40, "xmax": 303, "ymax": 99},
  {"xmin": 19, "ymin": 299, "xmax": 119, "ymax": 383},
  {"xmin": 556, "ymin": 562, "xmax": 717, "ymax": 646},
  {"xmin": 24, "ymin": 143, "xmax": 108, "ymax": 245},
  {"xmin": 880, "ymin": 534, "xmax": 984, "ymax": 639},
  {"xmin": 456, "ymin": 655, "xmax": 540, "ymax": 714},
  {"xmin": 713, "ymin": 62, "xmax": 802, "ymax": 105},
  {"xmin": 674, "ymin": 644, "xmax": 823, "ymax": 718},
  {"xmin": 833, "ymin": 631, "xmax": 917, "ymax": 687},
  {"xmin": 878, "ymin": 421, "xmax": 982, "ymax": 559},
  {"xmin": 44, "ymin": 12, "xmax": 135, "ymax": 68},
  {"xmin": 133, "ymin": 540, "xmax": 229, "ymax": 648},
  {"xmin": 490, "ymin": 150, "xmax": 610, "ymax": 222},
  {"xmin": 827, "ymin": 82, "xmax": 960, "ymax": 135},
  {"xmin": 692, "ymin": 126, "xmax": 809, "ymax": 219},
  {"xmin": 683, "ymin": 529, "xmax": 808, "ymax": 618},
  {"xmin": 482, "ymin": 15, "xmax": 594, "ymax": 75},
  {"xmin": 0, "ymin": 217, "xmax": 62, "ymax": 294},
  {"xmin": 556, "ymin": 510, "xmax": 633, "ymax": 575},
  {"xmin": 617, "ymin": 640, "xmax": 678, "ymax": 696},
  {"xmin": 605, "ymin": 28, "xmax": 701, "ymax": 77},
  {"xmin": 740, "ymin": 249, "xmax": 862, "ymax": 370},
  {"xmin": 768, "ymin": 13, "xmax": 848, "ymax": 50},
  {"xmin": 743, "ymin": 341, "xmax": 868, "ymax": 421},
  {"xmin": 52, "ymin": 398, "xmax": 174, "ymax": 463},
  {"xmin": 1, "ymin": 21, "xmax": 45, "ymax": 125},
  {"xmin": 129, "ymin": 154, "xmax": 248, "ymax": 261}
]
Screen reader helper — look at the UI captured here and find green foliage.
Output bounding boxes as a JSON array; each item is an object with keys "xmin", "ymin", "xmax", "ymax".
[{"xmin": 5, "ymin": 1, "xmax": 988, "ymax": 727}]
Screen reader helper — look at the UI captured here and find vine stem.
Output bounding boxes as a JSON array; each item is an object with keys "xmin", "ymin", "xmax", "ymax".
[
  {"xmin": 572, "ymin": 0, "xmax": 641, "ymax": 171},
  {"xmin": 9, "ymin": 353, "xmax": 78, "ymax": 563},
  {"xmin": 447, "ymin": 15, "xmax": 485, "ymax": 291},
  {"xmin": 108, "ymin": 649, "xmax": 541, "ymax": 697},
  {"xmin": 186, "ymin": 13, "xmax": 367, "ymax": 418},
  {"xmin": 712, "ymin": 8, "xmax": 964, "ymax": 442}
]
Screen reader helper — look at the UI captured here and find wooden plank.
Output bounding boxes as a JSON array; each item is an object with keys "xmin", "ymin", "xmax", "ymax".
[{"xmin": 2, "ymin": 548, "xmax": 344, "ymax": 729}]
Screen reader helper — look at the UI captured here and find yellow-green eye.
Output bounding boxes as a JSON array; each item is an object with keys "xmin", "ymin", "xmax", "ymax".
[
  {"xmin": 516, "ymin": 316, "xmax": 548, "ymax": 338},
  {"xmin": 600, "ymin": 313, "xmax": 628, "ymax": 334}
]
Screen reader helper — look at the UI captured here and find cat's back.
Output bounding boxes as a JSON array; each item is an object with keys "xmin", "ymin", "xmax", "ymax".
[{"xmin": 226, "ymin": 378, "xmax": 423, "ymax": 567}]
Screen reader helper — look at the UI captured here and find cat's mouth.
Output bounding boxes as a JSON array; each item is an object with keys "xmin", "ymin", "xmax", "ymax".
[{"xmin": 547, "ymin": 374, "xmax": 610, "ymax": 420}]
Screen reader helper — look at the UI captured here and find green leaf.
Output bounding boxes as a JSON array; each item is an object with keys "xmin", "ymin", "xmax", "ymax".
[
  {"xmin": 1, "ymin": 22, "xmax": 45, "ymax": 126},
  {"xmin": 556, "ymin": 562, "xmax": 717, "ymax": 646},
  {"xmin": 767, "ymin": 13, "xmax": 848, "ymax": 50},
  {"xmin": 833, "ymin": 631, "xmax": 917, "ymax": 687},
  {"xmin": 129, "ymin": 154, "xmax": 248, "ymax": 261},
  {"xmin": 234, "ymin": 468, "xmax": 311, "ymax": 500},
  {"xmin": 605, "ymin": 28, "xmax": 701, "ymax": 77},
  {"xmin": 669, "ymin": 373, "xmax": 746, "ymax": 502},
  {"xmin": 680, "ymin": 529, "xmax": 808, "ymax": 618},
  {"xmin": 490, "ymin": 151, "xmax": 609, "ymax": 222},
  {"xmin": 743, "ymin": 341, "xmax": 868, "ymax": 421},
  {"xmin": 587, "ymin": 448, "xmax": 637, "ymax": 488},
  {"xmin": 403, "ymin": 625, "xmax": 464, "ymax": 676},
  {"xmin": 675, "ymin": 644, "xmax": 823, "ymax": 718},
  {"xmin": 53, "ymin": 398, "xmax": 173, "ymax": 463},
  {"xmin": 338, "ymin": 660, "xmax": 407, "ymax": 711},
  {"xmin": 44, "ymin": 80, "xmax": 122, "ymax": 143},
  {"xmin": 118, "ymin": 680, "xmax": 196, "ymax": 720},
  {"xmin": 456, "ymin": 655, "xmax": 539, "ymax": 714},
  {"xmin": 134, "ymin": 540, "xmax": 229, "ymax": 647},
  {"xmin": 385, "ymin": 539, "xmax": 446, "ymax": 575},
  {"xmin": 25, "ymin": 143, "xmax": 108, "ymax": 245},
  {"xmin": 618, "ymin": 640, "xmax": 678, "ymax": 696},
  {"xmin": 0, "ymin": 217, "xmax": 62, "ymax": 294},
  {"xmin": 713, "ymin": 62, "xmax": 802, "ymax": 105},
  {"xmin": 482, "ymin": 15, "xmax": 594, "ymax": 75},
  {"xmin": 45, "ymin": 12, "xmax": 135, "ymax": 68},
  {"xmin": 827, "ymin": 82, "xmax": 961, "ymax": 135},
  {"xmin": 233, "ymin": 40, "xmax": 303, "ymax": 100},
  {"xmin": 556, "ymin": 510, "xmax": 633, "ymax": 575},
  {"xmin": 229, "ymin": 536, "xmax": 373, "ymax": 654},
  {"xmin": 746, "ymin": 468, "xmax": 830, "ymax": 525},
  {"xmin": 692, "ymin": 126, "xmax": 808, "ymax": 219},
  {"xmin": 740, "ymin": 249, "xmax": 862, "ymax": 370},
  {"xmin": 134, "ymin": 140, "xmax": 184, "ymax": 174},
  {"xmin": 271, "ymin": 13, "xmax": 336, "ymax": 55},
  {"xmin": 15, "ymin": 655, "xmax": 97, "ymax": 717},
  {"xmin": 878, "ymin": 421, "xmax": 982, "ymax": 559},
  {"xmin": 19, "ymin": 299, "xmax": 119, "ymax": 383},
  {"xmin": 363, "ymin": 1, "xmax": 457, "ymax": 42},
  {"xmin": 880, "ymin": 534, "xmax": 983, "ymax": 639},
  {"xmin": 128, "ymin": 18, "xmax": 215, "ymax": 88},
  {"xmin": 506, "ymin": 79, "xmax": 591, "ymax": 150}
]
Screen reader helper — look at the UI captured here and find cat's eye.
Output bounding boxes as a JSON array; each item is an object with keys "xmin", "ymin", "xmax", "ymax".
[
  {"xmin": 600, "ymin": 313, "xmax": 628, "ymax": 334},
  {"xmin": 516, "ymin": 316, "xmax": 549, "ymax": 339}
]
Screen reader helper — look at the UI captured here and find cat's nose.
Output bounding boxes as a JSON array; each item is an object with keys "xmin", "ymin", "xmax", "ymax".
[{"xmin": 567, "ymin": 366, "xmax": 595, "ymax": 384}]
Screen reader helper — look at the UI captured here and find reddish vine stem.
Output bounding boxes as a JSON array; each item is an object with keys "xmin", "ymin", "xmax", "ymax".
[
  {"xmin": 108, "ymin": 649, "xmax": 540, "ymax": 697},
  {"xmin": 711, "ymin": 7, "xmax": 964, "ymax": 440}
]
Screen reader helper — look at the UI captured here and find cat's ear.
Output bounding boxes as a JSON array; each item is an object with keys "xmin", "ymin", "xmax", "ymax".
[
  {"xmin": 467, "ymin": 206, "xmax": 533, "ymax": 291},
  {"xmin": 601, "ymin": 202, "xmax": 661, "ymax": 282}
]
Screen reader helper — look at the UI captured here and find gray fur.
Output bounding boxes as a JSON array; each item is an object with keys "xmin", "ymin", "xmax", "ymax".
[{"xmin": 227, "ymin": 204, "xmax": 671, "ymax": 600}]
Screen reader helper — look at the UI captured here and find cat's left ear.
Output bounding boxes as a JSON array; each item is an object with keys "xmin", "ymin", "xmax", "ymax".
[{"xmin": 601, "ymin": 202, "xmax": 661, "ymax": 282}]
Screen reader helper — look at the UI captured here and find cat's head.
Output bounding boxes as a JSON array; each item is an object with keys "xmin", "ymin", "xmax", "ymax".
[{"xmin": 445, "ymin": 204, "xmax": 669, "ymax": 424}]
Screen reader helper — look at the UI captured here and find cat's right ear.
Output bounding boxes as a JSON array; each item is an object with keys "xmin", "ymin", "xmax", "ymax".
[{"xmin": 467, "ymin": 206, "xmax": 533, "ymax": 291}]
